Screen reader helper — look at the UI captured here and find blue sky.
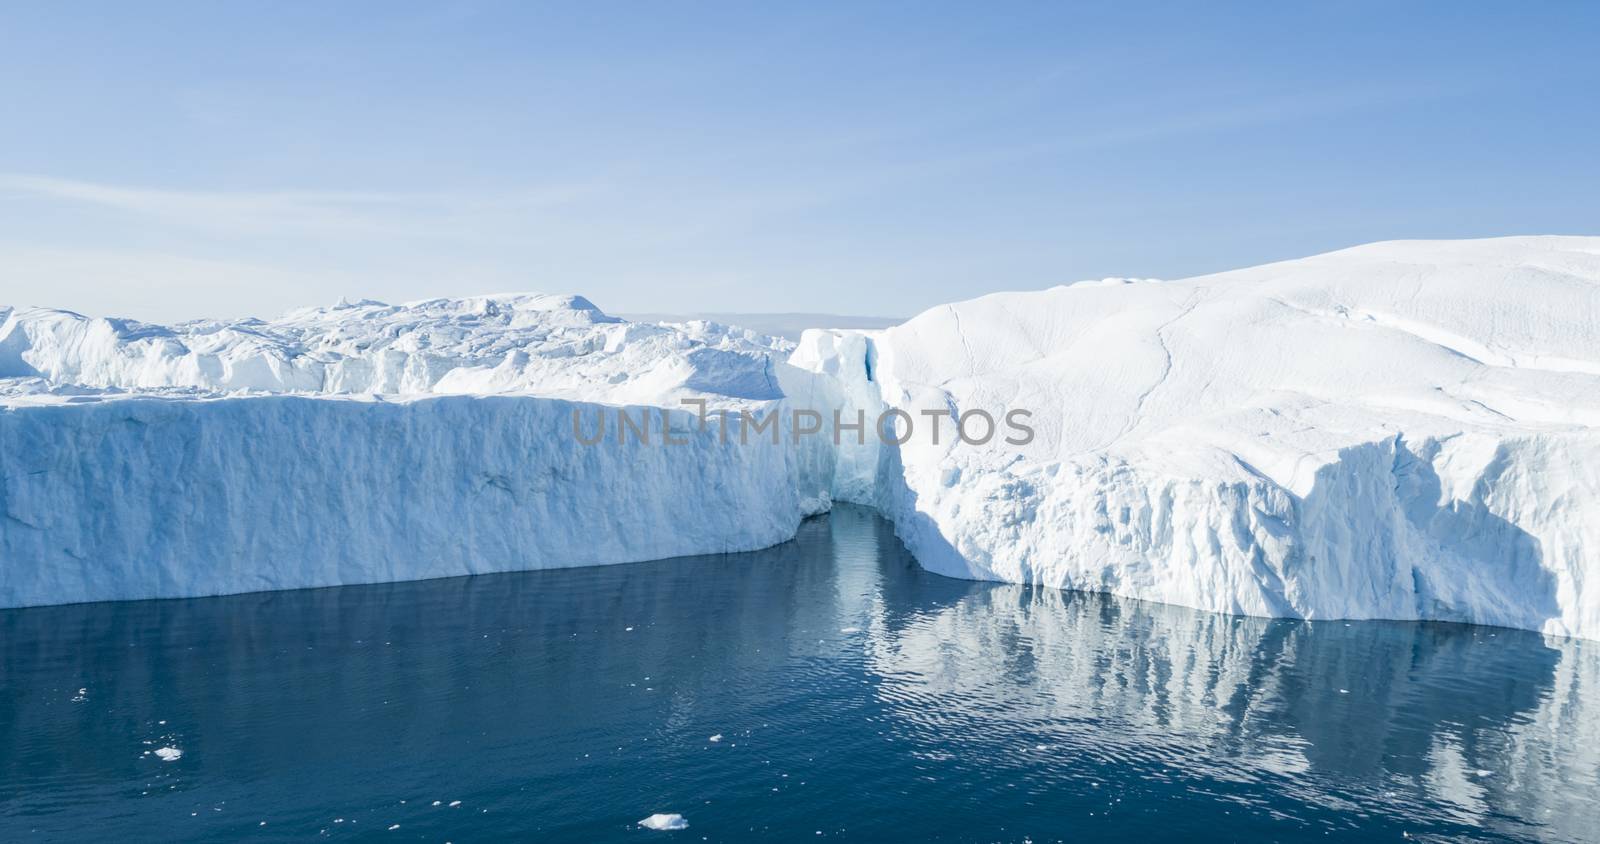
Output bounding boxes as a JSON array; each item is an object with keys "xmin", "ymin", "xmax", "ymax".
[{"xmin": 1, "ymin": 1, "xmax": 1597, "ymax": 322}]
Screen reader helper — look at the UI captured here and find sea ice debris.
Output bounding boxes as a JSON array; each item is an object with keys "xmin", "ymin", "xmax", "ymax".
[{"xmin": 639, "ymin": 813, "xmax": 689, "ymax": 831}]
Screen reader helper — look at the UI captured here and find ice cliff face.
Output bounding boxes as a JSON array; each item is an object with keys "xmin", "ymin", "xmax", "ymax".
[
  {"xmin": 798, "ymin": 236, "xmax": 1600, "ymax": 640},
  {"xmin": 1, "ymin": 396, "xmax": 799, "ymax": 605},
  {"xmin": 5, "ymin": 236, "xmax": 1600, "ymax": 640}
]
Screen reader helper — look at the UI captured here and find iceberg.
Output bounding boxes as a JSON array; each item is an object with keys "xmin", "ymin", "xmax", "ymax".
[
  {"xmin": 796, "ymin": 235, "xmax": 1600, "ymax": 640},
  {"xmin": 3, "ymin": 237, "xmax": 1600, "ymax": 640},
  {"xmin": 0, "ymin": 295, "xmax": 804, "ymax": 605}
]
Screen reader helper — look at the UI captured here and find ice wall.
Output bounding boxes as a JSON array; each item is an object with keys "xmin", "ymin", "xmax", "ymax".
[{"xmin": 1, "ymin": 394, "xmax": 799, "ymax": 606}]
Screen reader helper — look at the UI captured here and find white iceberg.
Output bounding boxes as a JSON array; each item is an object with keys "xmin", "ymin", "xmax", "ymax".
[
  {"xmin": 638, "ymin": 812, "xmax": 688, "ymax": 831},
  {"xmin": 794, "ymin": 235, "xmax": 1600, "ymax": 640},
  {"xmin": 0, "ymin": 294, "xmax": 803, "ymax": 606},
  {"xmin": 3, "ymin": 236, "xmax": 1600, "ymax": 640}
]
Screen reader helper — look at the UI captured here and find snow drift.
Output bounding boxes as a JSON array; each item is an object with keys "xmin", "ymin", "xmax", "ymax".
[{"xmin": 4, "ymin": 236, "xmax": 1600, "ymax": 640}]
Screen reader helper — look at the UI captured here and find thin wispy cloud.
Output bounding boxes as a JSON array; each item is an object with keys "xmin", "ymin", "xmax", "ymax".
[
  {"xmin": 854, "ymin": 81, "xmax": 1460, "ymax": 190},
  {"xmin": 0, "ymin": 173, "xmax": 597, "ymax": 239},
  {"xmin": 0, "ymin": 77, "xmax": 1436, "ymax": 250}
]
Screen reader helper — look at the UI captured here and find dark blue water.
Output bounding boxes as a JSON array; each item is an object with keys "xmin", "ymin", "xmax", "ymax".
[{"xmin": 2, "ymin": 505, "xmax": 1597, "ymax": 842}]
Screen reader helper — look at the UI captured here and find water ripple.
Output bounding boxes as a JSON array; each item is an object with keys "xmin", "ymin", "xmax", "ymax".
[{"xmin": 0, "ymin": 505, "xmax": 1595, "ymax": 842}]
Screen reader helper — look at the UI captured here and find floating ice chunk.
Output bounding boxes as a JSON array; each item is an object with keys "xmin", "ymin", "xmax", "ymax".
[
  {"xmin": 154, "ymin": 747, "xmax": 183, "ymax": 762},
  {"xmin": 709, "ymin": 734, "xmax": 723, "ymax": 742},
  {"xmin": 639, "ymin": 813, "xmax": 689, "ymax": 831}
]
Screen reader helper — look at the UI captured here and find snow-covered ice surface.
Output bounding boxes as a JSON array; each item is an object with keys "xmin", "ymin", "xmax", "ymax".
[
  {"xmin": 802, "ymin": 236, "xmax": 1600, "ymax": 640},
  {"xmin": 0, "ymin": 293, "xmax": 785, "ymax": 403},
  {"xmin": 4, "ymin": 236, "xmax": 1600, "ymax": 640},
  {"xmin": 618, "ymin": 310, "xmax": 903, "ymax": 342}
]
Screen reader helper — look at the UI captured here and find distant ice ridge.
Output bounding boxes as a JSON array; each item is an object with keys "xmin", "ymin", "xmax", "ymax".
[
  {"xmin": 0, "ymin": 293, "xmax": 785, "ymax": 403},
  {"xmin": 5, "ymin": 236, "xmax": 1600, "ymax": 641},
  {"xmin": 791, "ymin": 236, "xmax": 1600, "ymax": 640}
]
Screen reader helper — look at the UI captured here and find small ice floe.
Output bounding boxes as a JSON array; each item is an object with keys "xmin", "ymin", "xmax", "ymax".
[
  {"xmin": 1475, "ymin": 769, "xmax": 1495, "ymax": 777},
  {"xmin": 448, "ymin": 800, "xmax": 461, "ymax": 808},
  {"xmin": 625, "ymin": 627, "xmax": 634, "ymax": 632},
  {"xmin": 839, "ymin": 627, "xmax": 861, "ymax": 634},
  {"xmin": 1338, "ymin": 689, "xmax": 1349, "ymax": 694},
  {"xmin": 388, "ymin": 824, "xmax": 400, "ymax": 830},
  {"xmin": 639, "ymin": 813, "xmax": 688, "ymax": 831},
  {"xmin": 708, "ymin": 734, "xmax": 724, "ymax": 743},
  {"xmin": 71, "ymin": 688, "xmax": 88, "ymax": 702},
  {"xmin": 154, "ymin": 747, "xmax": 183, "ymax": 762}
]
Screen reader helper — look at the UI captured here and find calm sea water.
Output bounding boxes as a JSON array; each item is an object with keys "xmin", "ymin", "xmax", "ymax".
[{"xmin": 2, "ymin": 505, "xmax": 1597, "ymax": 842}]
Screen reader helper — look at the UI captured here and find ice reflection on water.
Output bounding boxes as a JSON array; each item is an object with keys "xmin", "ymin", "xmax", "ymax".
[{"xmin": 0, "ymin": 505, "xmax": 1595, "ymax": 842}]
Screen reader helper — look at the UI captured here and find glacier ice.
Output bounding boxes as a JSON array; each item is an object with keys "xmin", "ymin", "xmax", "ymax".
[
  {"xmin": 0, "ymin": 293, "xmax": 785, "ymax": 403},
  {"xmin": 0, "ymin": 295, "xmax": 804, "ymax": 605},
  {"xmin": 801, "ymin": 235, "xmax": 1600, "ymax": 640},
  {"xmin": 1, "ymin": 395, "xmax": 802, "ymax": 606},
  {"xmin": 4, "ymin": 236, "xmax": 1600, "ymax": 640}
]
